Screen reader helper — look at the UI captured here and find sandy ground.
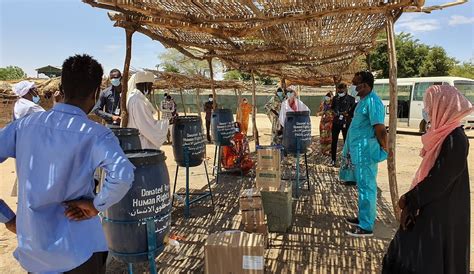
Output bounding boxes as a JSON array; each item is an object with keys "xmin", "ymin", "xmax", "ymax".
[{"xmin": 0, "ymin": 115, "xmax": 474, "ymax": 273}]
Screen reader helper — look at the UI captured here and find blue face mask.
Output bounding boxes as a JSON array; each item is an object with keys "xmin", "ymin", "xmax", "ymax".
[
  {"xmin": 32, "ymin": 95, "xmax": 40, "ymax": 104},
  {"xmin": 338, "ymin": 92, "xmax": 345, "ymax": 98},
  {"xmin": 422, "ymin": 109, "xmax": 430, "ymax": 123},
  {"xmin": 287, "ymin": 92, "xmax": 294, "ymax": 99},
  {"xmin": 111, "ymin": 78, "xmax": 121, "ymax": 87},
  {"xmin": 324, "ymin": 96, "xmax": 330, "ymax": 101},
  {"xmin": 277, "ymin": 91, "xmax": 283, "ymax": 98}
]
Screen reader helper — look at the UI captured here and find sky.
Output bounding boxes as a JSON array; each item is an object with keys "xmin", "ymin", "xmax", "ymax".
[{"xmin": 0, "ymin": 0, "xmax": 473, "ymax": 78}]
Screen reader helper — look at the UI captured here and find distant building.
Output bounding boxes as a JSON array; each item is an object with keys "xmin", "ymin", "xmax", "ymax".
[{"xmin": 35, "ymin": 65, "xmax": 61, "ymax": 78}]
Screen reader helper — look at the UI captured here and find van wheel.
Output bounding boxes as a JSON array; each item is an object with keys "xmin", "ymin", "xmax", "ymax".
[{"xmin": 419, "ymin": 120, "xmax": 427, "ymax": 133}]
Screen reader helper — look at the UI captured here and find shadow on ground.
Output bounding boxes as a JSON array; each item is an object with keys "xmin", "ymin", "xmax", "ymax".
[{"xmin": 107, "ymin": 137, "xmax": 398, "ymax": 273}]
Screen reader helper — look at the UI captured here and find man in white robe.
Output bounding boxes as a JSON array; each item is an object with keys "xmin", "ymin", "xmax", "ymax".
[{"xmin": 13, "ymin": 81, "xmax": 45, "ymax": 120}]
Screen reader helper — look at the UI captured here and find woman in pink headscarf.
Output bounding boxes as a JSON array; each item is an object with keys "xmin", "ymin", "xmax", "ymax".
[{"xmin": 383, "ymin": 85, "xmax": 473, "ymax": 273}]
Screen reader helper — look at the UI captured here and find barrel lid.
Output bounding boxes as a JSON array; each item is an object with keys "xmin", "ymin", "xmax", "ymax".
[
  {"xmin": 287, "ymin": 111, "xmax": 310, "ymax": 117},
  {"xmin": 175, "ymin": 116, "xmax": 201, "ymax": 124},
  {"xmin": 111, "ymin": 127, "xmax": 140, "ymax": 136},
  {"xmin": 125, "ymin": 149, "xmax": 166, "ymax": 166},
  {"xmin": 212, "ymin": 108, "xmax": 232, "ymax": 114}
]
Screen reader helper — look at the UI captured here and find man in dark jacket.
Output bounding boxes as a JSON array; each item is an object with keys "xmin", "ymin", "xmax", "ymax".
[
  {"xmin": 92, "ymin": 69, "xmax": 122, "ymax": 125},
  {"xmin": 203, "ymin": 94, "xmax": 216, "ymax": 143},
  {"xmin": 330, "ymin": 83, "xmax": 356, "ymax": 166}
]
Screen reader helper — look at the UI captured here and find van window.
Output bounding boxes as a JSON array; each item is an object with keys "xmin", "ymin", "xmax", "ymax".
[
  {"xmin": 374, "ymin": 83, "xmax": 389, "ymax": 100},
  {"xmin": 454, "ymin": 80, "xmax": 474, "ymax": 103},
  {"xmin": 413, "ymin": 82, "xmax": 447, "ymax": 101}
]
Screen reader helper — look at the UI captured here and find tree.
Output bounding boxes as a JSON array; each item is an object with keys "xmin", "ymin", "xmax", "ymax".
[
  {"xmin": 0, "ymin": 66, "xmax": 26, "ymax": 80},
  {"xmin": 370, "ymin": 32, "xmax": 429, "ymax": 78},
  {"xmin": 157, "ymin": 48, "xmax": 222, "ymax": 76},
  {"xmin": 419, "ymin": 46, "xmax": 456, "ymax": 77},
  {"xmin": 223, "ymin": 69, "xmax": 252, "ymax": 81},
  {"xmin": 450, "ymin": 59, "xmax": 474, "ymax": 79}
]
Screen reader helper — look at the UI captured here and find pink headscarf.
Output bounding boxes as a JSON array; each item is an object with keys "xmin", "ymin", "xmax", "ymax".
[{"xmin": 411, "ymin": 85, "xmax": 473, "ymax": 188}]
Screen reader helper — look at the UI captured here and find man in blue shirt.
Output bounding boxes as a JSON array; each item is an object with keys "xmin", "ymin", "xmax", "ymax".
[
  {"xmin": 340, "ymin": 71, "xmax": 388, "ymax": 237},
  {"xmin": 0, "ymin": 54, "xmax": 135, "ymax": 273}
]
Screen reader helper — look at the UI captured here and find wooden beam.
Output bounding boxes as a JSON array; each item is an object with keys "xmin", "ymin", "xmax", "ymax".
[
  {"xmin": 386, "ymin": 14, "xmax": 401, "ymax": 221},
  {"xmin": 208, "ymin": 58, "xmax": 217, "ymax": 109},
  {"xmin": 179, "ymin": 89, "xmax": 187, "ymax": 116},
  {"xmin": 121, "ymin": 28, "xmax": 134, "ymax": 127},
  {"xmin": 251, "ymin": 70, "xmax": 259, "ymax": 147}
]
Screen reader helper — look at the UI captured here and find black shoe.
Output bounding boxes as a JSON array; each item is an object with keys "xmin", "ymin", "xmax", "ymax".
[
  {"xmin": 345, "ymin": 217, "xmax": 359, "ymax": 226},
  {"xmin": 345, "ymin": 226, "xmax": 373, "ymax": 237},
  {"xmin": 341, "ymin": 181, "xmax": 356, "ymax": 186}
]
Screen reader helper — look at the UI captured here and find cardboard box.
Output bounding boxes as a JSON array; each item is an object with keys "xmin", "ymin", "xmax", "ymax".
[
  {"xmin": 257, "ymin": 147, "xmax": 281, "ymax": 170},
  {"xmin": 261, "ymin": 182, "xmax": 293, "ymax": 233},
  {"xmin": 241, "ymin": 209, "xmax": 265, "ymax": 225},
  {"xmin": 255, "ymin": 168, "xmax": 281, "ymax": 190},
  {"xmin": 240, "ymin": 188, "xmax": 263, "ymax": 211},
  {"xmin": 205, "ymin": 231, "xmax": 265, "ymax": 274}
]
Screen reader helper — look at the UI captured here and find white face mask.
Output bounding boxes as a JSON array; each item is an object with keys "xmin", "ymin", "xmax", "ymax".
[
  {"xmin": 110, "ymin": 78, "xmax": 121, "ymax": 87},
  {"xmin": 324, "ymin": 96, "xmax": 330, "ymax": 101},
  {"xmin": 422, "ymin": 108, "xmax": 430, "ymax": 123},
  {"xmin": 209, "ymin": 98, "xmax": 213, "ymax": 102},
  {"xmin": 32, "ymin": 95, "xmax": 41, "ymax": 104},
  {"xmin": 338, "ymin": 92, "xmax": 345, "ymax": 98}
]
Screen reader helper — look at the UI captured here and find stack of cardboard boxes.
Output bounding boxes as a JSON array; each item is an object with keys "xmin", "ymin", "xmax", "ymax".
[{"xmin": 256, "ymin": 146, "xmax": 293, "ymax": 233}]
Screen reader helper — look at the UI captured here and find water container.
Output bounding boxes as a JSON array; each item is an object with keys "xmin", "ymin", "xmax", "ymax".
[
  {"xmin": 110, "ymin": 127, "xmax": 142, "ymax": 151},
  {"xmin": 172, "ymin": 116, "xmax": 206, "ymax": 167},
  {"xmin": 102, "ymin": 149, "xmax": 171, "ymax": 263},
  {"xmin": 282, "ymin": 111, "xmax": 311, "ymax": 154},
  {"xmin": 211, "ymin": 109, "xmax": 234, "ymax": 145}
]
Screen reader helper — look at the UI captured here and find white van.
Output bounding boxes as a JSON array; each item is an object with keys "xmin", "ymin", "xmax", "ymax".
[{"xmin": 374, "ymin": 77, "xmax": 474, "ymax": 132}]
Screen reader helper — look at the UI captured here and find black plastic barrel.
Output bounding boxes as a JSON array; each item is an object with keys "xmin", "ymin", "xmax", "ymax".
[
  {"xmin": 211, "ymin": 109, "xmax": 235, "ymax": 145},
  {"xmin": 110, "ymin": 127, "xmax": 142, "ymax": 151},
  {"xmin": 172, "ymin": 116, "xmax": 206, "ymax": 167},
  {"xmin": 102, "ymin": 149, "xmax": 171, "ymax": 263},
  {"xmin": 283, "ymin": 111, "xmax": 311, "ymax": 154}
]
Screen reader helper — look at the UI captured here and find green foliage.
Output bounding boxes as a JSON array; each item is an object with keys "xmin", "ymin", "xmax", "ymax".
[
  {"xmin": 223, "ymin": 70, "xmax": 243, "ymax": 80},
  {"xmin": 162, "ymin": 63, "xmax": 180, "ymax": 73},
  {"xmin": 0, "ymin": 66, "xmax": 26, "ymax": 80},
  {"xmin": 157, "ymin": 48, "xmax": 222, "ymax": 76},
  {"xmin": 449, "ymin": 59, "xmax": 474, "ymax": 79},
  {"xmin": 369, "ymin": 32, "xmax": 456, "ymax": 78}
]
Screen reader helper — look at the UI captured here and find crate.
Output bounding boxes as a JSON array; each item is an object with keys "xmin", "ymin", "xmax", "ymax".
[
  {"xmin": 261, "ymin": 182, "xmax": 293, "ymax": 233},
  {"xmin": 255, "ymin": 168, "xmax": 281, "ymax": 190}
]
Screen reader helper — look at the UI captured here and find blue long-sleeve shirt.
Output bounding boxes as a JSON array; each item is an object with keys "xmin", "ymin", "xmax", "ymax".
[{"xmin": 0, "ymin": 103, "xmax": 135, "ymax": 273}]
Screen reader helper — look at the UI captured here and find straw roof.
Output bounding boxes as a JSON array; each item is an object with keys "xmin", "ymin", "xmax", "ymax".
[
  {"xmin": 83, "ymin": 0, "xmax": 419, "ymax": 84},
  {"xmin": 148, "ymin": 70, "xmax": 246, "ymax": 90}
]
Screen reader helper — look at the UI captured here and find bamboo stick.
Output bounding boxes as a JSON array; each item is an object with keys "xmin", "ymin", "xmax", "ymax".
[
  {"xmin": 120, "ymin": 28, "xmax": 134, "ymax": 127},
  {"xmin": 251, "ymin": 70, "xmax": 259, "ymax": 147},
  {"xmin": 386, "ymin": 15, "xmax": 401, "ymax": 221},
  {"xmin": 208, "ymin": 58, "xmax": 216, "ymax": 109},
  {"xmin": 195, "ymin": 88, "xmax": 201, "ymax": 117},
  {"xmin": 179, "ymin": 89, "xmax": 187, "ymax": 116}
]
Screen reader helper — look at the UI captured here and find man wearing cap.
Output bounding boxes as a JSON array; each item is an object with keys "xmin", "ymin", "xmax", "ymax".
[
  {"xmin": 330, "ymin": 83, "xmax": 356, "ymax": 166},
  {"xmin": 12, "ymin": 80, "xmax": 45, "ymax": 120},
  {"xmin": 127, "ymin": 71, "xmax": 169, "ymax": 149}
]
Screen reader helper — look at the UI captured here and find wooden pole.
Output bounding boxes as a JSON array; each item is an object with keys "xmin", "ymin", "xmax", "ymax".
[
  {"xmin": 120, "ymin": 28, "xmax": 134, "ymax": 127},
  {"xmin": 195, "ymin": 88, "xmax": 201, "ymax": 117},
  {"xmin": 251, "ymin": 70, "xmax": 259, "ymax": 146},
  {"xmin": 208, "ymin": 58, "xmax": 216, "ymax": 109},
  {"xmin": 179, "ymin": 89, "xmax": 187, "ymax": 116},
  {"xmin": 386, "ymin": 15, "xmax": 401, "ymax": 221}
]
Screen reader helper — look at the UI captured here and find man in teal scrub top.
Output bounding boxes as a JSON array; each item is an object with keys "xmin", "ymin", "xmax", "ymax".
[{"xmin": 341, "ymin": 71, "xmax": 388, "ymax": 237}]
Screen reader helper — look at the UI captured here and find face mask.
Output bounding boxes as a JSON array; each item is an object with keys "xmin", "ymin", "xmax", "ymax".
[
  {"xmin": 338, "ymin": 92, "xmax": 345, "ymax": 98},
  {"xmin": 32, "ymin": 95, "xmax": 40, "ymax": 104},
  {"xmin": 235, "ymin": 128, "xmax": 240, "ymax": 133},
  {"xmin": 287, "ymin": 92, "xmax": 294, "ymax": 99},
  {"xmin": 209, "ymin": 98, "xmax": 213, "ymax": 102},
  {"xmin": 422, "ymin": 108, "xmax": 430, "ymax": 123},
  {"xmin": 111, "ymin": 78, "xmax": 121, "ymax": 87},
  {"xmin": 277, "ymin": 91, "xmax": 283, "ymax": 98},
  {"xmin": 348, "ymin": 85, "xmax": 357, "ymax": 97},
  {"xmin": 144, "ymin": 90, "xmax": 150, "ymax": 96},
  {"xmin": 324, "ymin": 96, "xmax": 330, "ymax": 101}
]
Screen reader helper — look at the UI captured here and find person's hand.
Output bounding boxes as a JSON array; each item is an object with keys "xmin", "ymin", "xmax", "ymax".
[
  {"xmin": 400, "ymin": 208, "xmax": 415, "ymax": 231},
  {"xmin": 63, "ymin": 199, "xmax": 99, "ymax": 221},
  {"xmin": 5, "ymin": 216, "xmax": 16, "ymax": 234},
  {"xmin": 112, "ymin": 115, "xmax": 121, "ymax": 122},
  {"xmin": 398, "ymin": 194, "xmax": 406, "ymax": 210}
]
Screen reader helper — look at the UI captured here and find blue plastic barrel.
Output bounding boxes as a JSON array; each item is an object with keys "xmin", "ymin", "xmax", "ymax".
[
  {"xmin": 211, "ymin": 109, "xmax": 234, "ymax": 145},
  {"xmin": 172, "ymin": 116, "xmax": 206, "ymax": 167},
  {"xmin": 102, "ymin": 149, "xmax": 171, "ymax": 263},
  {"xmin": 282, "ymin": 111, "xmax": 311, "ymax": 154},
  {"xmin": 110, "ymin": 127, "xmax": 142, "ymax": 151}
]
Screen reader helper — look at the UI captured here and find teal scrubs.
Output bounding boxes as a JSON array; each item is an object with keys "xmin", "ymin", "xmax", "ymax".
[{"xmin": 340, "ymin": 91, "xmax": 387, "ymax": 231}]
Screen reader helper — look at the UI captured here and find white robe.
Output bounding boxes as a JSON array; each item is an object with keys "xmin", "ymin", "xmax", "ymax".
[
  {"xmin": 13, "ymin": 98, "xmax": 45, "ymax": 120},
  {"xmin": 126, "ymin": 89, "xmax": 169, "ymax": 150},
  {"xmin": 278, "ymin": 98, "xmax": 310, "ymax": 127}
]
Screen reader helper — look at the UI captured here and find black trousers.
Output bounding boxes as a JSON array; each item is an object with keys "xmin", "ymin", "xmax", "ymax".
[
  {"xmin": 206, "ymin": 119, "xmax": 211, "ymax": 141},
  {"xmin": 331, "ymin": 121, "xmax": 349, "ymax": 162}
]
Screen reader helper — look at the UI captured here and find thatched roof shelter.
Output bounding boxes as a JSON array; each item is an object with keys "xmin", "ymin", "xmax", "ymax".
[
  {"xmin": 83, "ymin": 0, "xmax": 422, "ymax": 83},
  {"xmin": 147, "ymin": 70, "xmax": 247, "ymax": 90}
]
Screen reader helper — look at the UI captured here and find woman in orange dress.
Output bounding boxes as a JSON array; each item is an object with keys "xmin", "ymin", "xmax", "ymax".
[
  {"xmin": 221, "ymin": 122, "xmax": 254, "ymax": 174},
  {"xmin": 236, "ymin": 98, "xmax": 253, "ymax": 135}
]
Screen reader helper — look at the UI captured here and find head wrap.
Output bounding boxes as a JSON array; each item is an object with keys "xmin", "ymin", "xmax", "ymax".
[{"xmin": 13, "ymin": 81, "xmax": 35, "ymax": 97}]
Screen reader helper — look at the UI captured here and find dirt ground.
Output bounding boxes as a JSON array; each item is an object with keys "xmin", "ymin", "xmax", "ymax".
[{"xmin": 0, "ymin": 114, "xmax": 473, "ymax": 273}]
